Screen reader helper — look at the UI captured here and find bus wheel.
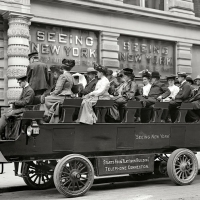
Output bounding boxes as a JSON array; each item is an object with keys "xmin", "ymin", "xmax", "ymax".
[
  {"xmin": 54, "ymin": 154, "xmax": 94, "ymax": 198},
  {"xmin": 167, "ymin": 148, "xmax": 198, "ymax": 186},
  {"xmin": 23, "ymin": 160, "xmax": 56, "ymax": 190}
]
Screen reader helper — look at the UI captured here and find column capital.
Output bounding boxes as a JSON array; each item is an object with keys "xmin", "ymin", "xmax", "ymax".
[{"xmin": 2, "ymin": 11, "xmax": 34, "ymax": 21}]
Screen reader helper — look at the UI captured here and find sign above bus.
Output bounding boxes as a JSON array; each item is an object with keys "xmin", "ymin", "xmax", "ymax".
[
  {"xmin": 118, "ymin": 35, "xmax": 175, "ymax": 78},
  {"xmin": 30, "ymin": 23, "xmax": 99, "ymax": 72}
]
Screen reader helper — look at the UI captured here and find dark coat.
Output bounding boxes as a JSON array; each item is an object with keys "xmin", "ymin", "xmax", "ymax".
[
  {"xmin": 108, "ymin": 78, "xmax": 118, "ymax": 95},
  {"xmin": 27, "ymin": 61, "xmax": 49, "ymax": 91},
  {"xmin": 14, "ymin": 85, "xmax": 35, "ymax": 109},
  {"xmin": 175, "ymin": 81, "xmax": 191, "ymax": 103},
  {"xmin": 148, "ymin": 81, "xmax": 170, "ymax": 99},
  {"xmin": 121, "ymin": 80, "xmax": 138, "ymax": 100},
  {"xmin": 80, "ymin": 78, "xmax": 98, "ymax": 96}
]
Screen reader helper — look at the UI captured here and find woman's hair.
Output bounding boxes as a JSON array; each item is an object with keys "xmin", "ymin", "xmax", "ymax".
[{"xmin": 50, "ymin": 65, "xmax": 63, "ymax": 74}]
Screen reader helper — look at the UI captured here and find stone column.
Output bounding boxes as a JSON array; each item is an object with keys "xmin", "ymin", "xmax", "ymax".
[
  {"xmin": 3, "ymin": 12, "xmax": 32, "ymax": 101},
  {"xmin": 101, "ymin": 32, "xmax": 120, "ymax": 70},
  {"xmin": 169, "ymin": 0, "xmax": 194, "ymax": 16},
  {"xmin": 177, "ymin": 42, "xmax": 192, "ymax": 74}
]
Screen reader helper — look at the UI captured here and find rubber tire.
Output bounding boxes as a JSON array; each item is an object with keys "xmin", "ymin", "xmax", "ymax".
[
  {"xmin": 167, "ymin": 148, "xmax": 198, "ymax": 186},
  {"xmin": 53, "ymin": 154, "xmax": 94, "ymax": 198},
  {"xmin": 23, "ymin": 162, "xmax": 54, "ymax": 190}
]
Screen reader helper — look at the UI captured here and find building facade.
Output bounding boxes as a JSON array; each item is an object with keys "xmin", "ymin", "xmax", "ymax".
[{"xmin": 0, "ymin": 0, "xmax": 200, "ymax": 104}]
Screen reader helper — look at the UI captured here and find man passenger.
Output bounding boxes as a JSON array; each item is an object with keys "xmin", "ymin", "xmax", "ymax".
[
  {"xmin": 80, "ymin": 67, "xmax": 98, "ymax": 96},
  {"xmin": 168, "ymin": 72, "xmax": 191, "ymax": 123},
  {"xmin": 186, "ymin": 75, "xmax": 200, "ymax": 123},
  {"xmin": 140, "ymin": 71, "xmax": 170, "ymax": 123},
  {"xmin": 0, "ymin": 75, "xmax": 35, "ymax": 139}
]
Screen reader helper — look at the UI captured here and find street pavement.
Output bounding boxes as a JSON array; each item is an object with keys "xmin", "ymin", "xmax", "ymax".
[{"xmin": 1, "ymin": 164, "xmax": 200, "ymax": 200}]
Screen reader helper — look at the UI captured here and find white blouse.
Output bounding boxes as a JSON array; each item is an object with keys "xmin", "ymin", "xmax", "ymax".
[
  {"xmin": 142, "ymin": 83, "xmax": 151, "ymax": 96},
  {"xmin": 163, "ymin": 85, "xmax": 179, "ymax": 102},
  {"xmin": 90, "ymin": 76, "xmax": 110, "ymax": 97}
]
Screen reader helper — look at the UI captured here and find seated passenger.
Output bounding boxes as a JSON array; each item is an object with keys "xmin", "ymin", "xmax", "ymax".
[
  {"xmin": 107, "ymin": 69, "xmax": 118, "ymax": 95},
  {"xmin": 108, "ymin": 68, "xmax": 138, "ymax": 122},
  {"xmin": 136, "ymin": 70, "xmax": 152, "ymax": 99},
  {"xmin": 161, "ymin": 75, "xmax": 179, "ymax": 122},
  {"xmin": 169, "ymin": 72, "xmax": 192, "ymax": 123},
  {"xmin": 186, "ymin": 76, "xmax": 196, "ymax": 97},
  {"xmin": 135, "ymin": 70, "xmax": 152, "ymax": 122},
  {"xmin": 43, "ymin": 62, "xmax": 74, "ymax": 123},
  {"xmin": 163, "ymin": 75, "xmax": 179, "ymax": 102},
  {"xmin": 79, "ymin": 67, "xmax": 98, "ymax": 97},
  {"xmin": 140, "ymin": 71, "xmax": 170, "ymax": 123},
  {"xmin": 72, "ymin": 73, "xmax": 87, "ymax": 97},
  {"xmin": 76, "ymin": 64, "xmax": 110, "ymax": 125},
  {"xmin": 186, "ymin": 75, "xmax": 200, "ymax": 123},
  {"xmin": 0, "ymin": 75, "xmax": 35, "ymax": 139}
]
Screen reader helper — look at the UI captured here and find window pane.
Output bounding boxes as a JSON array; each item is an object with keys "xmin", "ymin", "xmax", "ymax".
[
  {"xmin": 193, "ymin": 0, "xmax": 200, "ymax": 17},
  {"xmin": 145, "ymin": 0, "xmax": 164, "ymax": 10},
  {"xmin": 124, "ymin": 0, "xmax": 140, "ymax": 6}
]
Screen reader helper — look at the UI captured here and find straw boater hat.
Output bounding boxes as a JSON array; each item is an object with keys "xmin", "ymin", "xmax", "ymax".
[
  {"xmin": 194, "ymin": 75, "xmax": 200, "ymax": 81},
  {"xmin": 166, "ymin": 74, "xmax": 176, "ymax": 80},
  {"xmin": 87, "ymin": 67, "xmax": 97, "ymax": 74},
  {"xmin": 177, "ymin": 72, "xmax": 187, "ymax": 78}
]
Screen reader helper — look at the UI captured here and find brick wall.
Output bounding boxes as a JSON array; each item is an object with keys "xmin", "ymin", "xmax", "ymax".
[{"xmin": 193, "ymin": 0, "xmax": 200, "ymax": 17}]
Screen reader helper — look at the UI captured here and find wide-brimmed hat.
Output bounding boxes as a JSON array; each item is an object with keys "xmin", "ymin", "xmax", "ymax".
[
  {"xmin": 177, "ymin": 72, "xmax": 187, "ymax": 78},
  {"xmin": 151, "ymin": 71, "xmax": 160, "ymax": 79},
  {"xmin": 94, "ymin": 63, "xmax": 108, "ymax": 74},
  {"xmin": 62, "ymin": 59, "xmax": 75, "ymax": 71},
  {"xmin": 186, "ymin": 76, "xmax": 194, "ymax": 84},
  {"xmin": 17, "ymin": 75, "xmax": 27, "ymax": 82},
  {"xmin": 194, "ymin": 75, "xmax": 200, "ymax": 81},
  {"xmin": 166, "ymin": 74, "xmax": 176, "ymax": 80},
  {"xmin": 87, "ymin": 67, "xmax": 97, "ymax": 74}
]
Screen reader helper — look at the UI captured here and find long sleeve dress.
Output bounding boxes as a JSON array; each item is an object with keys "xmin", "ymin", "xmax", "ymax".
[{"xmin": 77, "ymin": 76, "xmax": 110, "ymax": 125}]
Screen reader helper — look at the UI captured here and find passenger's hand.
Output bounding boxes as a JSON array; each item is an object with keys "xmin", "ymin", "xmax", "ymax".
[
  {"xmin": 157, "ymin": 96, "xmax": 162, "ymax": 101},
  {"xmin": 40, "ymin": 95, "xmax": 45, "ymax": 104}
]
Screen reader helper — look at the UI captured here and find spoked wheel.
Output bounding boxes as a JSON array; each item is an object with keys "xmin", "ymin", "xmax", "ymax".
[
  {"xmin": 54, "ymin": 154, "xmax": 94, "ymax": 198},
  {"xmin": 23, "ymin": 160, "xmax": 57, "ymax": 189},
  {"xmin": 167, "ymin": 149, "xmax": 198, "ymax": 185}
]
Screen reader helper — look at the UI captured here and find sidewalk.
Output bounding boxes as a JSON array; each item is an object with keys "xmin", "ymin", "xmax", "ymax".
[{"xmin": 0, "ymin": 163, "xmax": 27, "ymax": 193}]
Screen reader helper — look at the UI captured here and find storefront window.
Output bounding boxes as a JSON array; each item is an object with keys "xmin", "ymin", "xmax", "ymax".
[
  {"xmin": 124, "ymin": 0, "xmax": 140, "ymax": 6},
  {"xmin": 145, "ymin": 0, "xmax": 164, "ymax": 10}
]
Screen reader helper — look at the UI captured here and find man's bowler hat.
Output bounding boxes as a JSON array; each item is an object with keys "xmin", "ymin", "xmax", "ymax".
[{"xmin": 151, "ymin": 71, "xmax": 161, "ymax": 79}]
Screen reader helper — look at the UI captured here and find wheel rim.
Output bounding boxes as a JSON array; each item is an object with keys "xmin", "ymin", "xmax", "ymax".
[
  {"xmin": 173, "ymin": 153, "xmax": 196, "ymax": 183},
  {"xmin": 26, "ymin": 161, "xmax": 54, "ymax": 187},
  {"xmin": 59, "ymin": 157, "xmax": 93, "ymax": 195}
]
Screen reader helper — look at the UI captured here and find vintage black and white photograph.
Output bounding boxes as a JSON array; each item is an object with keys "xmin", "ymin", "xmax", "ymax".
[{"xmin": 0, "ymin": 0, "xmax": 200, "ymax": 199}]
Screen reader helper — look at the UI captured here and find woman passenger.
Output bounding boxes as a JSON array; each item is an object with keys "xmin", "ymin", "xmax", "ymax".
[{"xmin": 76, "ymin": 64, "xmax": 110, "ymax": 125}]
